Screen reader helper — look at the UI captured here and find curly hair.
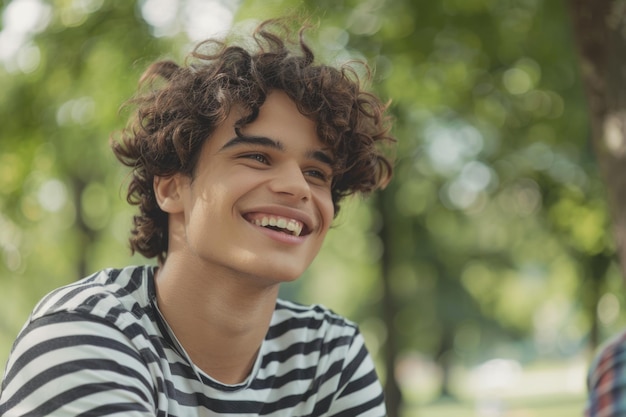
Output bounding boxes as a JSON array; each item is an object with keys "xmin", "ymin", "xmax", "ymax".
[{"xmin": 111, "ymin": 19, "xmax": 395, "ymax": 262}]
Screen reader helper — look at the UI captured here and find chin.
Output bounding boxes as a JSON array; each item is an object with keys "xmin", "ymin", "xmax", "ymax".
[
  {"xmin": 229, "ymin": 251, "xmax": 313, "ymax": 285},
  {"xmin": 268, "ymin": 269, "xmax": 304, "ymax": 283},
  {"xmin": 257, "ymin": 262, "xmax": 307, "ymax": 284}
]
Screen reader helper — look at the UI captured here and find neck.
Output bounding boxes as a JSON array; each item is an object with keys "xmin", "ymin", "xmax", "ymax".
[{"xmin": 154, "ymin": 254, "xmax": 280, "ymax": 384}]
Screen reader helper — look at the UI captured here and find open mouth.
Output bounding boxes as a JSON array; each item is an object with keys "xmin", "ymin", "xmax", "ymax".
[{"xmin": 245, "ymin": 214, "xmax": 308, "ymax": 237}]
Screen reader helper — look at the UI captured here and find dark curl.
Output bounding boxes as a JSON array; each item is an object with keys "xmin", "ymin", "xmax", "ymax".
[{"xmin": 111, "ymin": 19, "xmax": 396, "ymax": 262}]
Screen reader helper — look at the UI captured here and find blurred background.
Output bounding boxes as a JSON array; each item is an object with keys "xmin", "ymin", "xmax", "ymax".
[{"xmin": 0, "ymin": 0, "xmax": 620, "ymax": 415}]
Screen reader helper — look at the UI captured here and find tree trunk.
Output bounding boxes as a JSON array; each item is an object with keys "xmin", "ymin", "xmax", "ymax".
[
  {"xmin": 585, "ymin": 253, "xmax": 612, "ymax": 349},
  {"xmin": 71, "ymin": 177, "xmax": 93, "ymax": 279},
  {"xmin": 377, "ymin": 189, "xmax": 403, "ymax": 417},
  {"xmin": 568, "ymin": 2, "xmax": 626, "ymax": 352},
  {"xmin": 435, "ymin": 330, "xmax": 455, "ymax": 399},
  {"xmin": 568, "ymin": 1, "xmax": 626, "ymax": 277}
]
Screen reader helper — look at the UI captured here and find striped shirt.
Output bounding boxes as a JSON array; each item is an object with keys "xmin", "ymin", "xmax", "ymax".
[
  {"xmin": 586, "ymin": 330, "xmax": 626, "ymax": 417},
  {"xmin": 0, "ymin": 266, "xmax": 386, "ymax": 417}
]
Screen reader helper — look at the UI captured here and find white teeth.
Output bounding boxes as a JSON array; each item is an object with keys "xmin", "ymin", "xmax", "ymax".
[
  {"xmin": 287, "ymin": 220, "xmax": 303, "ymax": 237},
  {"xmin": 252, "ymin": 215, "xmax": 304, "ymax": 236}
]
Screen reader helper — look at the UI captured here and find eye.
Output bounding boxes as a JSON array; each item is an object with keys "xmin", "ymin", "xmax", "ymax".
[
  {"xmin": 304, "ymin": 168, "xmax": 331, "ymax": 183},
  {"xmin": 242, "ymin": 153, "xmax": 269, "ymax": 164}
]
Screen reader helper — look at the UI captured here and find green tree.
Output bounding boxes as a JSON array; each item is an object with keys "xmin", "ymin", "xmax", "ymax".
[{"xmin": 568, "ymin": 0, "xmax": 626, "ymax": 350}]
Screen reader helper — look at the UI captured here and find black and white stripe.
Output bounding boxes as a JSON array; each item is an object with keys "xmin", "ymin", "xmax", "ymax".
[{"xmin": 0, "ymin": 266, "xmax": 386, "ymax": 416}]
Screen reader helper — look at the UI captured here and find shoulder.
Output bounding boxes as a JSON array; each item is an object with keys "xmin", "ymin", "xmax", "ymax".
[
  {"xmin": 271, "ymin": 299, "xmax": 359, "ymax": 337},
  {"xmin": 269, "ymin": 299, "xmax": 363, "ymax": 355},
  {"xmin": 8, "ymin": 265, "xmax": 161, "ymax": 370},
  {"xmin": 264, "ymin": 300, "xmax": 365, "ymax": 362},
  {"xmin": 265, "ymin": 300, "xmax": 385, "ymax": 416},
  {"xmin": 6, "ymin": 265, "xmax": 160, "ymax": 373},
  {"xmin": 267, "ymin": 299, "xmax": 373, "ymax": 378},
  {"xmin": 30, "ymin": 265, "xmax": 156, "ymax": 325},
  {"xmin": 0, "ymin": 266, "xmax": 160, "ymax": 416}
]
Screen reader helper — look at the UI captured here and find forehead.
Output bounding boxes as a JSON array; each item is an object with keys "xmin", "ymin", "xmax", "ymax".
[
  {"xmin": 248, "ymin": 91, "xmax": 317, "ymax": 138},
  {"xmin": 209, "ymin": 91, "xmax": 328, "ymax": 154}
]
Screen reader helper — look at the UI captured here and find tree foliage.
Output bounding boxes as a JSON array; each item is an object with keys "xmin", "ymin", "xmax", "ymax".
[{"xmin": 0, "ymin": 0, "xmax": 172, "ymax": 359}]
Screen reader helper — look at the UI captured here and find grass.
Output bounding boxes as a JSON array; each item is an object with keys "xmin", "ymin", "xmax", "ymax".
[
  {"xmin": 403, "ymin": 394, "xmax": 586, "ymax": 417},
  {"xmin": 394, "ymin": 356, "xmax": 589, "ymax": 417}
]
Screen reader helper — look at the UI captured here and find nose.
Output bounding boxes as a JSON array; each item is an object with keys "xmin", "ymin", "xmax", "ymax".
[{"xmin": 269, "ymin": 161, "xmax": 312, "ymax": 201}]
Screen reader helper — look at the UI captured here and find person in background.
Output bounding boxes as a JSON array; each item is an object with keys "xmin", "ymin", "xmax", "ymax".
[
  {"xmin": 0, "ymin": 18, "xmax": 395, "ymax": 416},
  {"xmin": 586, "ymin": 331, "xmax": 626, "ymax": 416}
]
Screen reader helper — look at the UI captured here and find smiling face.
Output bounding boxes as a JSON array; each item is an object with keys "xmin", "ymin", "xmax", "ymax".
[{"xmin": 155, "ymin": 91, "xmax": 335, "ymax": 285}]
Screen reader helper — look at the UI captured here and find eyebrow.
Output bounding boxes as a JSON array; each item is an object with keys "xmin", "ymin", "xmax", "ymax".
[
  {"xmin": 220, "ymin": 135, "xmax": 335, "ymax": 167},
  {"xmin": 221, "ymin": 135, "xmax": 283, "ymax": 151}
]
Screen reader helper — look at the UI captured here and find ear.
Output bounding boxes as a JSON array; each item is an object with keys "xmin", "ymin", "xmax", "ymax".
[{"xmin": 154, "ymin": 174, "xmax": 186, "ymax": 214}]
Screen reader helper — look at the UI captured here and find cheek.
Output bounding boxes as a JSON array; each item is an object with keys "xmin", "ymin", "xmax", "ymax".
[
  {"xmin": 317, "ymin": 190, "xmax": 335, "ymax": 229},
  {"xmin": 184, "ymin": 185, "xmax": 227, "ymax": 227}
]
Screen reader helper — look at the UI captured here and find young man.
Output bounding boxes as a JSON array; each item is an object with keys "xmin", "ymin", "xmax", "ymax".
[{"xmin": 0, "ymin": 19, "xmax": 395, "ymax": 416}]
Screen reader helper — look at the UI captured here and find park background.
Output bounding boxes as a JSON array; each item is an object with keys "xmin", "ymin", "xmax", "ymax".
[{"xmin": 1, "ymin": 0, "xmax": 624, "ymax": 415}]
